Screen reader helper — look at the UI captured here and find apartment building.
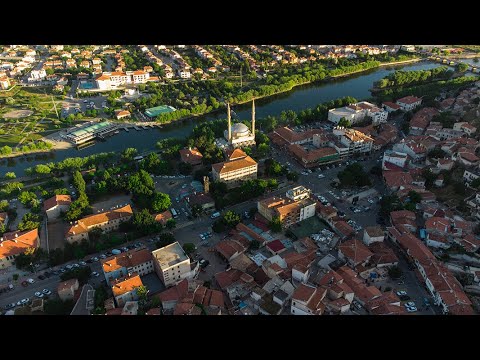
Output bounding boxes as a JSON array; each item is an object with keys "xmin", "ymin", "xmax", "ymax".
[
  {"xmin": 328, "ymin": 101, "xmax": 387, "ymax": 125},
  {"xmin": 396, "ymin": 95, "xmax": 422, "ymax": 112},
  {"xmin": 95, "ymin": 70, "xmax": 151, "ymax": 90},
  {"xmin": 65, "ymin": 205, "xmax": 133, "ymax": 243},
  {"xmin": 291, "ymin": 284, "xmax": 327, "ymax": 315},
  {"xmin": 211, "ymin": 149, "xmax": 257, "ymax": 188},
  {"xmin": 111, "ymin": 273, "xmax": 144, "ymax": 307},
  {"xmin": 258, "ymin": 187, "xmax": 316, "ymax": 228},
  {"xmin": 101, "ymin": 248, "xmax": 154, "ymax": 283},
  {"xmin": 152, "ymin": 242, "xmax": 198, "ymax": 287},
  {"xmin": 333, "ymin": 128, "xmax": 373, "ymax": 155}
]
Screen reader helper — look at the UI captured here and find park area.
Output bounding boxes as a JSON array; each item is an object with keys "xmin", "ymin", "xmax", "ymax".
[{"xmin": 0, "ymin": 86, "xmax": 66, "ymax": 150}]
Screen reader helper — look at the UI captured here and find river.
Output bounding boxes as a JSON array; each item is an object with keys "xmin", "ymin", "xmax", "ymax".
[{"xmin": 1, "ymin": 61, "xmax": 441, "ymax": 176}]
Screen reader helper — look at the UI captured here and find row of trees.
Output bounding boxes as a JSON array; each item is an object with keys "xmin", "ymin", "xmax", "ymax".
[
  {"xmin": 25, "ymin": 152, "xmax": 116, "ymax": 175},
  {"xmin": 337, "ymin": 163, "xmax": 372, "ymax": 188},
  {"xmin": 65, "ymin": 171, "xmax": 91, "ymax": 221},
  {"xmin": 0, "ymin": 141, "xmax": 52, "ymax": 158},
  {"xmin": 375, "ymin": 66, "xmax": 453, "ymax": 89}
]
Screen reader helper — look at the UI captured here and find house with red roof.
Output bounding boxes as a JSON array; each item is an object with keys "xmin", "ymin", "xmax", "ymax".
[
  {"xmin": 396, "ymin": 95, "xmax": 422, "ymax": 111},
  {"xmin": 290, "ymin": 283, "xmax": 327, "ymax": 315},
  {"xmin": 338, "ymin": 239, "xmax": 373, "ymax": 267},
  {"xmin": 43, "ymin": 194, "xmax": 71, "ymax": 220}
]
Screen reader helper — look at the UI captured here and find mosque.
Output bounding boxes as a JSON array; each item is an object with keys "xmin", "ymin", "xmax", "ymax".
[{"xmin": 223, "ymin": 100, "xmax": 257, "ymax": 149}]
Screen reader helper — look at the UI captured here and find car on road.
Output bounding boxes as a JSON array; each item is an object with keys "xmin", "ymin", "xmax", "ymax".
[
  {"xmin": 396, "ymin": 290, "xmax": 407, "ymax": 297},
  {"xmin": 100, "ymin": 254, "xmax": 107, "ymax": 259},
  {"xmin": 92, "ymin": 257, "xmax": 99, "ymax": 262},
  {"xmin": 367, "ymin": 199, "xmax": 374, "ymax": 204},
  {"xmin": 91, "ymin": 271, "xmax": 100, "ymax": 277},
  {"xmin": 317, "ymin": 174, "xmax": 325, "ymax": 178},
  {"xmin": 73, "ymin": 263, "xmax": 80, "ymax": 268},
  {"xmin": 83, "ymin": 99, "xmax": 88, "ymax": 103},
  {"xmin": 42, "ymin": 289, "xmax": 52, "ymax": 295},
  {"xmin": 79, "ymin": 261, "xmax": 87, "ymax": 266},
  {"xmin": 122, "ymin": 247, "xmax": 129, "ymax": 252},
  {"xmin": 405, "ymin": 305, "xmax": 418, "ymax": 313},
  {"xmin": 199, "ymin": 259, "xmax": 210, "ymax": 268},
  {"xmin": 20, "ymin": 298, "xmax": 30, "ymax": 305},
  {"xmin": 406, "ymin": 301, "xmax": 416, "ymax": 307},
  {"xmin": 4, "ymin": 303, "xmax": 16, "ymax": 310},
  {"xmin": 34, "ymin": 292, "xmax": 44, "ymax": 298},
  {"xmin": 27, "ymin": 278, "xmax": 35, "ymax": 284},
  {"xmin": 66, "ymin": 264, "xmax": 73, "ymax": 270}
]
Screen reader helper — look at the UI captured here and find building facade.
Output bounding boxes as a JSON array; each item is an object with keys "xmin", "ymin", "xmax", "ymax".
[
  {"xmin": 211, "ymin": 149, "xmax": 258, "ymax": 187},
  {"xmin": 0, "ymin": 229, "xmax": 39, "ymax": 269},
  {"xmin": 152, "ymin": 242, "xmax": 197, "ymax": 287},
  {"xmin": 101, "ymin": 248, "xmax": 154, "ymax": 283}
]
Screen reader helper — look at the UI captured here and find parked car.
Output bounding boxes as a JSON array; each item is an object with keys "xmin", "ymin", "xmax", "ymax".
[
  {"xmin": 405, "ymin": 305, "xmax": 418, "ymax": 313},
  {"xmin": 406, "ymin": 301, "xmax": 416, "ymax": 307},
  {"xmin": 42, "ymin": 289, "xmax": 52, "ymax": 295},
  {"xmin": 199, "ymin": 259, "xmax": 210, "ymax": 268},
  {"xmin": 91, "ymin": 272, "xmax": 100, "ymax": 277},
  {"xmin": 396, "ymin": 290, "xmax": 407, "ymax": 296},
  {"xmin": 79, "ymin": 261, "xmax": 87, "ymax": 266},
  {"xmin": 34, "ymin": 292, "xmax": 44, "ymax": 298},
  {"xmin": 4, "ymin": 303, "xmax": 16, "ymax": 310},
  {"xmin": 27, "ymin": 278, "xmax": 35, "ymax": 284}
]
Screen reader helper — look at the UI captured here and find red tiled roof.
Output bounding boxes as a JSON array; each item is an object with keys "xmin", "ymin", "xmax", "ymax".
[
  {"xmin": 153, "ymin": 210, "xmax": 172, "ymax": 225},
  {"xmin": 179, "ymin": 147, "xmax": 203, "ymax": 165},
  {"xmin": 339, "ymin": 239, "xmax": 373, "ymax": 265},
  {"xmin": 397, "ymin": 95, "xmax": 421, "ymax": 105},
  {"xmin": 0, "ymin": 229, "xmax": 39, "ymax": 259},
  {"xmin": 266, "ymin": 239, "xmax": 285, "ymax": 253},
  {"xmin": 43, "ymin": 194, "xmax": 71, "ymax": 211}
]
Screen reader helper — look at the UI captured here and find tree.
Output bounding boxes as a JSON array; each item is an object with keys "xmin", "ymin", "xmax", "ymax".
[
  {"xmin": 422, "ymin": 169, "xmax": 437, "ymax": 188},
  {"xmin": 428, "ymin": 148, "xmax": 447, "ymax": 159},
  {"xmin": 191, "ymin": 204, "xmax": 203, "ymax": 218},
  {"xmin": 456, "ymin": 63, "xmax": 469, "ymax": 73},
  {"xmin": 136, "ymin": 285, "xmax": 149, "ymax": 302},
  {"xmin": 408, "ymin": 190, "xmax": 422, "ymax": 204},
  {"xmin": 133, "ymin": 209, "xmax": 158, "ymax": 234},
  {"xmin": 286, "ymin": 171, "xmax": 299, "ymax": 181},
  {"xmin": 257, "ymin": 143, "xmax": 270, "ymax": 158},
  {"xmin": 269, "ymin": 216, "xmax": 282, "ymax": 233},
  {"xmin": 370, "ymin": 165, "xmax": 382, "ymax": 176},
  {"xmin": 18, "ymin": 213, "xmax": 41, "ymax": 231},
  {"xmin": 72, "ymin": 171, "xmax": 86, "ymax": 193},
  {"xmin": 183, "ymin": 243, "xmax": 196, "ymax": 255},
  {"xmin": 379, "ymin": 195, "xmax": 403, "ymax": 218},
  {"xmin": 388, "ymin": 265, "xmax": 403, "ymax": 279},
  {"xmin": 165, "ymin": 218, "xmax": 176, "ymax": 229},
  {"xmin": 0, "ymin": 200, "xmax": 9, "ymax": 212},
  {"xmin": 222, "ymin": 210, "xmax": 241, "ymax": 228},
  {"xmin": 60, "ymin": 266, "xmax": 92, "ymax": 285},
  {"xmin": 121, "ymin": 147, "xmax": 138, "ymax": 162},
  {"xmin": 337, "ymin": 163, "xmax": 371, "ymax": 188},
  {"xmin": 338, "ymin": 117, "xmax": 352, "ymax": 128},
  {"xmin": 471, "ymin": 178, "xmax": 480, "ymax": 189},
  {"xmin": 178, "ymin": 162, "xmax": 193, "ymax": 175},
  {"xmin": 34, "ymin": 164, "xmax": 51, "ymax": 175},
  {"xmin": 151, "ymin": 192, "xmax": 172, "ymax": 212},
  {"xmin": 4, "ymin": 172, "xmax": 16, "ymax": 179}
]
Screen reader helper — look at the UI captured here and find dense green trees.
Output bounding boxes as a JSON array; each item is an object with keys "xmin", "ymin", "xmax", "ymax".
[
  {"xmin": 4, "ymin": 172, "xmax": 16, "ymax": 179},
  {"xmin": 65, "ymin": 193, "xmax": 90, "ymax": 221},
  {"xmin": 18, "ymin": 213, "xmax": 42, "ymax": 231},
  {"xmin": 337, "ymin": 163, "xmax": 372, "ymax": 188},
  {"xmin": 375, "ymin": 66, "xmax": 453, "ymax": 89},
  {"xmin": 151, "ymin": 192, "xmax": 172, "ymax": 213}
]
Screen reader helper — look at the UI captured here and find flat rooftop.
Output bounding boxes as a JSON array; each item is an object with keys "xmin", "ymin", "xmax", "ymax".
[
  {"xmin": 67, "ymin": 121, "xmax": 112, "ymax": 138},
  {"xmin": 152, "ymin": 241, "xmax": 188, "ymax": 268}
]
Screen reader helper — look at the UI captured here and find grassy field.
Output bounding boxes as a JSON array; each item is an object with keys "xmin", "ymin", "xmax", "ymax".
[{"xmin": 0, "ymin": 86, "xmax": 67, "ymax": 148}]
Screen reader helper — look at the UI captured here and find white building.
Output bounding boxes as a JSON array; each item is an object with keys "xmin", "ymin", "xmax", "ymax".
[
  {"xmin": 363, "ymin": 226, "xmax": 385, "ymax": 245},
  {"xmin": 95, "ymin": 71, "xmax": 150, "ymax": 90},
  {"xmin": 382, "ymin": 150, "xmax": 408, "ymax": 170},
  {"xmin": 396, "ymin": 96, "xmax": 422, "ymax": 112},
  {"xmin": 28, "ymin": 69, "xmax": 46, "ymax": 82},
  {"xmin": 291, "ymin": 284, "xmax": 326, "ymax": 315},
  {"xmin": 334, "ymin": 128, "xmax": 373, "ymax": 155},
  {"xmin": 152, "ymin": 242, "xmax": 198, "ymax": 287},
  {"xmin": 178, "ymin": 69, "xmax": 191, "ymax": 79},
  {"xmin": 328, "ymin": 105, "xmax": 365, "ymax": 125},
  {"xmin": 43, "ymin": 195, "xmax": 71, "ymax": 220}
]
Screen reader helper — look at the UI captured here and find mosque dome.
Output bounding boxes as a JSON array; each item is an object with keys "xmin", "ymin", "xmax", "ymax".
[{"xmin": 231, "ymin": 123, "xmax": 250, "ymax": 136}]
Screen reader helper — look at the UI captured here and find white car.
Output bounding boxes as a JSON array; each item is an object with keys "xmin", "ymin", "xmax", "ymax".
[
  {"xmin": 405, "ymin": 306, "xmax": 418, "ymax": 313},
  {"xmin": 66, "ymin": 264, "xmax": 73, "ymax": 270},
  {"xmin": 34, "ymin": 292, "xmax": 44, "ymax": 298},
  {"xmin": 21, "ymin": 298, "xmax": 30, "ymax": 304},
  {"xmin": 27, "ymin": 278, "xmax": 35, "ymax": 284},
  {"xmin": 396, "ymin": 291, "xmax": 407, "ymax": 296},
  {"xmin": 42, "ymin": 289, "xmax": 52, "ymax": 295},
  {"xmin": 318, "ymin": 174, "xmax": 325, "ymax": 178},
  {"xmin": 79, "ymin": 261, "xmax": 87, "ymax": 266},
  {"xmin": 91, "ymin": 272, "xmax": 100, "ymax": 277}
]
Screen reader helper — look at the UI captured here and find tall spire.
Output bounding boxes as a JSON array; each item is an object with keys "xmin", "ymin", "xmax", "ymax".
[
  {"xmin": 227, "ymin": 102, "xmax": 232, "ymax": 142},
  {"xmin": 251, "ymin": 98, "xmax": 255, "ymax": 135}
]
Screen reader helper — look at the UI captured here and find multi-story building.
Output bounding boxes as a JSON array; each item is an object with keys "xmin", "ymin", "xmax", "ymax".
[
  {"xmin": 28, "ymin": 69, "xmax": 46, "ymax": 82},
  {"xmin": 212, "ymin": 148, "xmax": 257, "ymax": 188},
  {"xmin": 258, "ymin": 186, "xmax": 316, "ymax": 228},
  {"xmin": 0, "ymin": 229, "xmax": 39, "ymax": 269},
  {"xmin": 43, "ymin": 194, "xmax": 71, "ymax": 220},
  {"xmin": 95, "ymin": 70, "xmax": 151, "ymax": 90},
  {"xmin": 101, "ymin": 248, "xmax": 154, "ymax": 283},
  {"xmin": 327, "ymin": 101, "xmax": 387, "ymax": 125},
  {"xmin": 333, "ymin": 128, "xmax": 373, "ymax": 155},
  {"xmin": 152, "ymin": 241, "xmax": 198, "ymax": 287},
  {"xmin": 65, "ymin": 205, "xmax": 133, "ymax": 243},
  {"xmin": 288, "ymin": 144, "xmax": 339, "ymax": 168},
  {"xmin": 111, "ymin": 273, "xmax": 144, "ymax": 307},
  {"xmin": 0, "ymin": 76, "xmax": 11, "ymax": 90},
  {"xmin": 396, "ymin": 95, "xmax": 422, "ymax": 112}
]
